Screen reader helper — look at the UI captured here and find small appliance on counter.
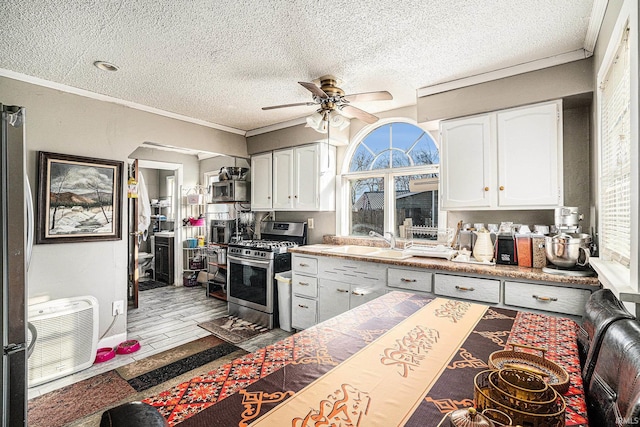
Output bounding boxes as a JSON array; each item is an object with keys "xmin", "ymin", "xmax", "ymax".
[
  {"xmin": 542, "ymin": 207, "xmax": 595, "ymax": 277},
  {"xmin": 553, "ymin": 206, "xmax": 583, "ymax": 233},
  {"xmin": 494, "ymin": 222, "xmax": 518, "ymax": 265}
]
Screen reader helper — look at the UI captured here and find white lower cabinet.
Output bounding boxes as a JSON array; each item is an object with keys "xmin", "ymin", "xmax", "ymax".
[
  {"xmin": 434, "ymin": 274, "xmax": 500, "ymax": 304},
  {"xmin": 291, "ymin": 255, "xmax": 320, "ymax": 330},
  {"xmin": 503, "ymin": 280, "xmax": 591, "ymax": 316},
  {"xmin": 318, "ymin": 278, "xmax": 386, "ymax": 323},
  {"xmin": 291, "ymin": 253, "xmax": 595, "ymax": 328},
  {"xmin": 292, "ymin": 294, "xmax": 317, "ymax": 330},
  {"xmin": 387, "ymin": 267, "xmax": 433, "ymax": 293}
]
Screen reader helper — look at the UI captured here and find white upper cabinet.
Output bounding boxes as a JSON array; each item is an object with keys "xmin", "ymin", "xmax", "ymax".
[
  {"xmin": 272, "ymin": 149, "xmax": 295, "ymax": 209},
  {"xmin": 496, "ymin": 102, "xmax": 561, "ymax": 207},
  {"xmin": 440, "ymin": 100, "xmax": 563, "ymax": 210},
  {"xmin": 251, "ymin": 142, "xmax": 336, "ymax": 211},
  {"xmin": 440, "ymin": 114, "xmax": 495, "ymax": 209},
  {"xmin": 250, "ymin": 152, "xmax": 273, "ymax": 210}
]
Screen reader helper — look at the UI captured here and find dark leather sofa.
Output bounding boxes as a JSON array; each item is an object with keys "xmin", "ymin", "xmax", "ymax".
[
  {"xmin": 578, "ymin": 288, "xmax": 634, "ymax": 391},
  {"xmin": 580, "ymin": 289, "xmax": 640, "ymax": 426}
]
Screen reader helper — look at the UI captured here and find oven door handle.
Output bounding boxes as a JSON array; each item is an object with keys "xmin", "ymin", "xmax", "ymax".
[{"xmin": 227, "ymin": 255, "xmax": 272, "ymax": 267}]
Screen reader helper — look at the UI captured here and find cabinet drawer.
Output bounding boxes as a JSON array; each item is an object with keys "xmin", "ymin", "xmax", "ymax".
[
  {"xmin": 504, "ymin": 281, "xmax": 591, "ymax": 316},
  {"xmin": 388, "ymin": 268, "xmax": 433, "ymax": 293},
  {"xmin": 292, "ymin": 273, "xmax": 318, "ymax": 298},
  {"xmin": 292, "ymin": 255, "xmax": 318, "ymax": 275},
  {"xmin": 292, "ymin": 295, "xmax": 317, "ymax": 330},
  {"xmin": 434, "ymin": 274, "xmax": 500, "ymax": 304}
]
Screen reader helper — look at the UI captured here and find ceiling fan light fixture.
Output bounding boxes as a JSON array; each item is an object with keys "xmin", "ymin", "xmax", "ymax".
[
  {"xmin": 306, "ymin": 111, "xmax": 323, "ymax": 128},
  {"xmin": 329, "ymin": 112, "xmax": 350, "ymax": 131}
]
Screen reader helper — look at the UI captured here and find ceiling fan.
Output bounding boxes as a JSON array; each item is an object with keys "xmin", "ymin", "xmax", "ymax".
[{"xmin": 262, "ymin": 75, "xmax": 393, "ymax": 125}]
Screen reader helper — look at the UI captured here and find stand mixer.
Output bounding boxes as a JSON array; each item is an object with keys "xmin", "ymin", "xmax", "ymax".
[{"xmin": 542, "ymin": 207, "xmax": 595, "ymax": 276}]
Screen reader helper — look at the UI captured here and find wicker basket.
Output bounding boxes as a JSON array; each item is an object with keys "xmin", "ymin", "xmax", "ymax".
[
  {"xmin": 488, "ymin": 343, "xmax": 570, "ymax": 394},
  {"xmin": 487, "ymin": 370, "xmax": 561, "ymax": 414},
  {"xmin": 474, "ymin": 370, "xmax": 566, "ymax": 427}
]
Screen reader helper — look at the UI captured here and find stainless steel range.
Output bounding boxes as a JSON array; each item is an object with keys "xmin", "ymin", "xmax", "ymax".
[{"xmin": 226, "ymin": 221, "xmax": 306, "ymax": 328}]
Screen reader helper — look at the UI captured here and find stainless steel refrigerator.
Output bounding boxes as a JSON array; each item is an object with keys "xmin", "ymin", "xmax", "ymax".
[{"xmin": 1, "ymin": 104, "xmax": 32, "ymax": 427}]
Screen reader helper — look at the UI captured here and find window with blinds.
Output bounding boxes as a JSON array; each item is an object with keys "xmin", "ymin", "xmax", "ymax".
[{"xmin": 599, "ymin": 27, "xmax": 631, "ymax": 267}]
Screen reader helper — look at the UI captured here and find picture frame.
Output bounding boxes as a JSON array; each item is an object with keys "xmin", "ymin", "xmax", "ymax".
[{"xmin": 36, "ymin": 151, "xmax": 124, "ymax": 244}]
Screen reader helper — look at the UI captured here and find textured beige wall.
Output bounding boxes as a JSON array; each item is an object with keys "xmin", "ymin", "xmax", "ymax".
[
  {"xmin": 416, "ymin": 58, "xmax": 594, "ymax": 123},
  {"xmin": 0, "ymin": 76, "xmax": 247, "ymax": 342}
]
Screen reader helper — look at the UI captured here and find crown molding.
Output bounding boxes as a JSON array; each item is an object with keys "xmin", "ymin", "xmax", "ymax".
[
  {"xmin": 584, "ymin": 0, "xmax": 609, "ymax": 55},
  {"xmin": 417, "ymin": 49, "xmax": 589, "ymax": 98},
  {"xmin": 0, "ymin": 68, "xmax": 246, "ymax": 136}
]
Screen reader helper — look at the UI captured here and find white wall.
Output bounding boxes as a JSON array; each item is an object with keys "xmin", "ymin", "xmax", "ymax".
[{"xmin": 0, "ymin": 76, "xmax": 247, "ymax": 343}]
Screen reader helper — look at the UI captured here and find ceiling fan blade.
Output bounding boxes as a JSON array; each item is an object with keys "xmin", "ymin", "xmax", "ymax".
[
  {"xmin": 340, "ymin": 105, "xmax": 379, "ymax": 124},
  {"xmin": 343, "ymin": 91, "xmax": 393, "ymax": 103},
  {"xmin": 299, "ymin": 81, "xmax": 328, "ymax": 99},
  {"xmin": 262, "ymin": 102, "xmax": 317, "ymax": 111}
]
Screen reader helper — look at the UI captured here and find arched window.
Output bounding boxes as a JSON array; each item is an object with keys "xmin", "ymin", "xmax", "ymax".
[{"xmin": 341, "ymin": 121, "xmax": 440, "ymax": 238}]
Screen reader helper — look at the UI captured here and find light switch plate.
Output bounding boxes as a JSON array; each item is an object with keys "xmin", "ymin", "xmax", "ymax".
[{"xmin": 308, "ymin": 218, "xmax": 314, "ymax": 229}]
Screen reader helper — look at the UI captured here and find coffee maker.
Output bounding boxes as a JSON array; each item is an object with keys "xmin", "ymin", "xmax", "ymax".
[{"xmin": 494, "ymin": 222, "xmax": 518, "ymax": 265}]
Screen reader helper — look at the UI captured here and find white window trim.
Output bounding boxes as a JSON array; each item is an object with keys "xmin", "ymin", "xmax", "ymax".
[
  {"xmin": 336, "ymin": 118, "xmax": 445, "ymax": 236},
  {"xmin": 593, "ymin": 0, "xmax": 639, "ymax": 296}
]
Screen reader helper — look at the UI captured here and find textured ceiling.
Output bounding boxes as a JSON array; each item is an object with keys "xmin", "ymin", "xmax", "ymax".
[{"xmin": 0, "ymin": 0, "xmax": 597, "ymax": 133}]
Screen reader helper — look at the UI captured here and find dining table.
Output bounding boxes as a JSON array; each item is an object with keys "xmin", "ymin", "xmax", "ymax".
[{"xmin": 144, "ymin": 291, "xmax": 588, "ymax": 426}]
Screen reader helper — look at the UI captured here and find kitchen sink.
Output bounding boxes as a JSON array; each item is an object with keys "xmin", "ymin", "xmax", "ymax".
[
  {"xmin": 323, "ymin": 245, "xmax": 412, "ymax": 260},
  {"xmin": 368, "ymin": 249, "xmax": 412, "ymax": 260},
  {"xmin": 323, "ymin": 245, "xmax": 381, "ymax": 256}
]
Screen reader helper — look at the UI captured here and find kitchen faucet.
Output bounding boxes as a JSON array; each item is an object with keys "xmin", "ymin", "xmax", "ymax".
[{"xmin": 369, "ymin": 231, "xmax": 396, "ymax": 249}]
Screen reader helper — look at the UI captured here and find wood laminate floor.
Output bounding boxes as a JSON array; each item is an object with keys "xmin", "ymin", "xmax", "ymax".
[{"xmin": 28, "ymin": 282, "xmax": 291, "ymax": 399}]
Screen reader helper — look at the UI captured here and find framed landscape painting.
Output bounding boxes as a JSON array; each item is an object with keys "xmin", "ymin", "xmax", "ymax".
[{"xmin": 36, "ymin": 151, "xmax": 123, "ymax": 244}]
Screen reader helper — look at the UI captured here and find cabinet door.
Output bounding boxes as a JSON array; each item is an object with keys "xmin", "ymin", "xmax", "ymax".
[
  {"xmin": 294, "ymin": 145, "xmax": 319, "ymax": 210},
  {"xmin": 272, "ymin": 149, "xmax": 294, "ymax": 209},
  {"xmin": 349, "ymin": 283, "xmax": 386, "ymax": 309},
  {"xmin": 292, "ymin": 295, "xmax": 317, "ymax": 330},
  {"xmin": 497, "ymin": 101, "xmax": 561, "ymax": 207},
  {"xmin": 440, "ymin": 114, "xmax": 495, "ymax": 209},
  {"xmin": 250, "ymin": 152, "xmax": 273, "ymax": 210},
  {"xmin": 318, "ymin": 279, "xmax": 350, "ymax": 323}
]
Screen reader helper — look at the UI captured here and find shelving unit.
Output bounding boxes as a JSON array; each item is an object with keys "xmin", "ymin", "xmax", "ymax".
[
  {"xmin": 181, "ymin": 186, "xmax": 207, "ymax": 287},
  {"xmin": 205, "ymin": 245, "xmax": 227, "ymax": 300},
  {"xmin": 150, "ymin": 201, "xmax": 171, "ymax": 232}
]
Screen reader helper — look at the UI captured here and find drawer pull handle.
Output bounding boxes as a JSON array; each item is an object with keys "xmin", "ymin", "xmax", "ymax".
[
  {"xmin": 299, "ymin": 263, "xmax": 309, "ymax": 267},
  {"xmin": 298, "ymin": 304, "xmax": 308, "ymax": 309},
  {"xmin": 455, "ymin": 286, "xmax": 475, "ymax": 292},
  {"xmin": 401, "ymin": 278, "xmax": 417, "ymax": 283},
  {"xmin": 299, "ymin": 282, "xmax": 309, "ymax": 286},
  {"xmin": 352, "ymin": 291, "xmax": 365, "ymax": 296},
  {"xmin": 337, "ymin": 288, "xmax": 349, "ymax": 293},
  {"xmin": 532, "ymin": 295, "xmax": 558, "ymax": 302}
]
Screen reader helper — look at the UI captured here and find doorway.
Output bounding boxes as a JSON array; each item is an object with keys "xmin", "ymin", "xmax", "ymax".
[{"xmin": 127, "ymin": 159, "xmax": 182, "ymax": 308}]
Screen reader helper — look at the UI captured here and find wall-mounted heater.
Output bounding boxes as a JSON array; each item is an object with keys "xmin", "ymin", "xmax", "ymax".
[{"xmin": 27, "ymin": 296, "xmax": 99, "ymax": 387}]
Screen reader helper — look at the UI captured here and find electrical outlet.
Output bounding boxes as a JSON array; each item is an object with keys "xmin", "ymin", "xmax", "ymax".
[
  {"xmin": 112, "ymin": 300, "xmax": 124, "ymax": 316},
  {"xmin": 307, "ymin": 218, "xmax": 314, "ymax": 229}
]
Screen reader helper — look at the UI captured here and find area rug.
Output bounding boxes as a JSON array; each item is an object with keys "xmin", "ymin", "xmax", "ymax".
[
  {"xmin": 138, "ymin": 280, "xmax": 171, "ymax": 291},
  {"xmin": 198, "ymin": 315, "xmax": 270, "ymax": 344},
  {"xmin": 27, "ymin": 336, "xmax": 246, "ymax": 427}
]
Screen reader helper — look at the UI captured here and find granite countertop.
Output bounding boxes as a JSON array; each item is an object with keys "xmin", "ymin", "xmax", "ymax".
[{"xmin": 289, "ymin": 244, "xmax": 601, "ymax": 287}]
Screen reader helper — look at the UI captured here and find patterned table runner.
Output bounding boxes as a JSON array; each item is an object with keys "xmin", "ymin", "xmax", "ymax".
[
  {"xmin": 145, "ymin": 292, "xmax": 588, "ymax": 427},
  {"xmin": 250, "ymin": 298, "xmax": 487, "ymax": 426}
]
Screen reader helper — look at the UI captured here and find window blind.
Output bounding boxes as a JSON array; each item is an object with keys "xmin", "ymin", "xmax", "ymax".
[{"xmin": 599, "ymin": 27, "xmax": 631, "ymax": 266}]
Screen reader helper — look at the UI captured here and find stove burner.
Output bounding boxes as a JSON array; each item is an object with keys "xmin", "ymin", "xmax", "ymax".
[
  {"xmin": 229, "ymin": 240, "xmax": 298, "ymax": 252},
  {"xmin": 542, "ymin": 265, "xmax": 596, "ymax": 277}
]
